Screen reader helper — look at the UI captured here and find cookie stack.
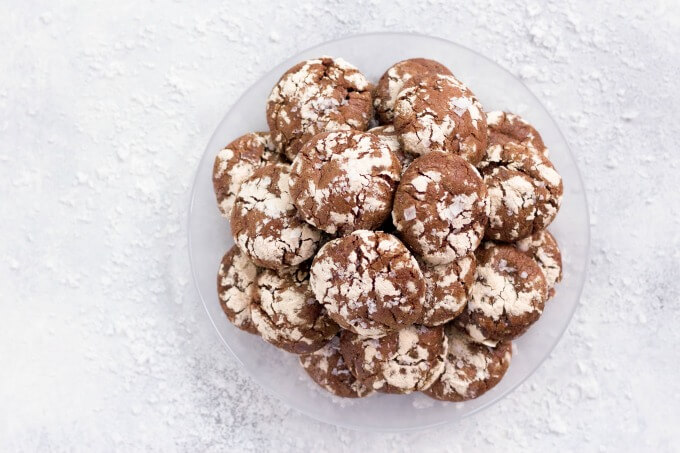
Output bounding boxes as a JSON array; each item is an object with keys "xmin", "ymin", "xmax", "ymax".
[{"xmin": 213, "ymin": 56, "xmax": 563, "ymax": 402}]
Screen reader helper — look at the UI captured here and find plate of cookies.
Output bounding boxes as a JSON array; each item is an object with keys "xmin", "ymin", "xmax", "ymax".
[{"xmin": 188, "ymin": 32, "xmax": 590, "ymax": 431}]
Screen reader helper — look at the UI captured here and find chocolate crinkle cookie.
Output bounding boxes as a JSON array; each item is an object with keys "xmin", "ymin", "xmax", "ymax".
[
  {"xmin": 339, "ymin": 325, "xmax": 446, "ymax": 394},
  {"xmin": 393, "ymin": 73, "xmax": 487, "ymax": 165},
  {"xmin": 424, "ymin": 325, "xmax": 512, "ymax": 402},
  {"xmin": 217, "ymin": 246, "xmax": 259, "ymax": 335},
  {"xmin": 212, "ymin": 132, "xmax": 282, "ymax": 218},
  {"xmin": 266, "ymin": 57, "xmax": 373, "ymax": 161},
  {"xmin": 478, "ymin": 136, "xmax": 563, "ymax": 242},
  {"xmin": 299, "ymin": 335, "xmax": 374, "ymax": 398},
  {"xmin": 251, "ymin": 266, "xmax": 339, "ymax": 354},
  {"xmin": 373, "ymin": 58, "xmax": 452, "ymax": 124},
  {"xmin": 419, "ymin": 253, "xmax": 476, "ymax": 327},
  {"xmin": 231, "ymin": 163, "xmax": 321, "ymax": 270},
  {"xmin": 309, "ymin": 230, "xmax": 425, "ymax": 338},
  {"xmin": 457, "ymin": 243, "xmax": 548, "ymax": 343},
  {"xmin": 368, "ymin": 125, "xmax": 414, "ymax": 173},
  {"xmin": 487, "ymin": 110, "xmax": 548, "ymax": 157},
  {"xmin": 515, "ymin": 230, "xmax": 562, "ymax": 298},
  {"xmin": 289, "ymin": 130, "xmax": 401, "ymax": 235},
  {"xmin": 392, "ymin": 152, "xmax": 489, "ymax": 265}
]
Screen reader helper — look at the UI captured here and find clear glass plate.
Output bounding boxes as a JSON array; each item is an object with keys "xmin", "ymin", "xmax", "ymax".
[{"xmin": 188, "ymin": 32, "xmax": 590, "ymax": 432}]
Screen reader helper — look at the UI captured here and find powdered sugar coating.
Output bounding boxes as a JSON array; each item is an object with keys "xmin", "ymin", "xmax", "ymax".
[
  {"xmin": 368, "ymin": 125, "xmax": 414, "ymax": 174},
  {"xmin": 251, "ymin": 267, "xmax": 338, "ymax": 354},
  {"xmin": 266, "ymin": 57, "xmax": 373, "ymax": 160},
  {"xmin": 289, "ymin": 131, "xmax": 401, "ymax": 235},
  {"xmin": 419, "ymin": 253, "xmax": 476, "ymax": 326},
  {"xmin": 217, "ymin": 246, "xmax": 259, "ymax": 334},
  {"xmin": 309, "ymin": 230, "xmax": 425, "ymax": 338},
  {"xmin": 393, "ymin": 74, "xmax": 487, "ymax": 165},
  {"xmin": 516, "ymin": 230, "xmax": 563, "ymax": 298},
  {"xmin": 487, "ymin": 110, "xmax": 549, "ymax": 157},
  {"xmin": 230, "ymin": 163, "xmax": 321, "ymax": 270},
  {"xmin": 424, "ymin": 325, "xmax": 512, "ymax": 402},
  {"xmin": 339, "ymin": 325, "xmax": 446, "ymax": 394}
]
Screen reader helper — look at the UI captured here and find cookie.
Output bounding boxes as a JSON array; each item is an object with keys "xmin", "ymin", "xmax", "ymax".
[
  {"xmin": 515, "ymin": 230, "xmax": 562, "ymax": 298},
  {"xmin": 392, "ymin": 152, "xmax": 488, "ymax": 265},
  {"xmin": 479, "ymin": 140, "xmax": 563, "ymax": 242},
  {"xmin": 339, "ymin": 325, "xmax": 446, "ymax": 394},
  {"xmin": 424, "ymin": 325, "xmax": 512, "ymax": 402},
  {"xmin": 217, "ymin": 246, "xmax": 259, "ymax": 334},
  {"xmin": 486, "ymin": 111, "xmax": 548, "ymax": 157},
  {"xmin": 419, "ymin": 253, "xmax": 476, "ymax": 326},
  {"xmin": 368, "ymin": 125, "xmax": 414, "ymax": 173},
  {"xmin": 299, "ymin": 335, "xmax": 374, "ymax": 398},
  {"xmin": 251, "ymin": 267, "xmax": 339, "ymax": 354},
  {"xmin": 309, "ymin": 230, "xmax": 425, "ymax": 338},
  {"xmin": 266, "ymin": 57, "xmax": 373, "ymax": 160},
  {"xmin": 393, "ymin": 74, "xmax": 487, "ymax": 165},
  {"xmin": 457, "ymin": 243, "xmax": 548, "ymax": 342},
  {"xmin": 231, "ymin": 163, "xmax": 321, "ymax": 270},
  {"xmin": 289, "ymin": 131, "xmax": 401, "ymax": 235},
  {"xmin": 212, "ymin": 132, "xmax": 282, "ymax": 218},
  {"xmin": 373, "ymin": 58, "xmax": 452, "ymax": 124}
]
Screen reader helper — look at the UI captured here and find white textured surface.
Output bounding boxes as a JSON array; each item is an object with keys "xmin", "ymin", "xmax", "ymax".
[{"xmin": 1, "ymin": 0, "xmax": 679, "ymax": 451}]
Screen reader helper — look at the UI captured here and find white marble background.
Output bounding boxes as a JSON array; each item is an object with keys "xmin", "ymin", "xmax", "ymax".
[{"xmin": 1, "ymin": 0, "xmax": 679, "ymax": 451}]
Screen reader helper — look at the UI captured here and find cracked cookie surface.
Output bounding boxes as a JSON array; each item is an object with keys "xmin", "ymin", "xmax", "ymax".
[
  {"xmin": 487, "ymin": 110, "xmax": 548, "ymax": 157},
  {"xmin": 393, "ymin": 152, "xmax": 488, "ymax": 264},
  {"xmin": 212, "ymin": 132, "xmax": 283, "ymax": 218},
  {"xmin": 289, "ymin": 131, "xmax": 401, "ymax": 235},
  {"xmin": 424, "ymin": 325, "xmax": 511, "ymax": 402},
  {"xmin": 393, "ymin": 73, "xmax": 487, "ymax": 164},
  {"xmin": 309, "ymin": 230, "xmax": 425, "ymax": 338},
  {"xmin": 299, "ymin": 335, "xmax": 374, "ymax": 398},
  {"xmin": 266, "ymin": 57, "xmax": 373, "ymax": 161},
  {"xmin": 217, "ymin": 246, "xmax": 259, "ymax": 334},
  {"xmin": 368, "ymin": 125, "xmax": 413, "ymax": 174},
  {"xmin": 230, "ymin": 163, "xmax": 321, "ymax": 270},
  {"xmin": 457, "ymin": 243, "xmax": 548, "ymax": 342},
  {"xmin": 515, "ymin": 230, "xmax": 562, "ymax": 298},
  {"xmin": 339, "ymin": 325, "xmax": 446, "ymax": 394},
  {"xmin": 419, "ymin": 253, "xmax": 476, "ymax": 326},
  {"xmin": 251, "ymin": 266, "xmax": 339, "ymax": 354},
  {"xmin": 373, "ymin": 58, "xmax": 452, "ymax": 124}
]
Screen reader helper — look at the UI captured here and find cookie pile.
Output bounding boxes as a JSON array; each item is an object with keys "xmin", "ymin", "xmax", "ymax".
[{"xmin": 213, "ymin": 56, "xmax": 564, "ymax": 402}]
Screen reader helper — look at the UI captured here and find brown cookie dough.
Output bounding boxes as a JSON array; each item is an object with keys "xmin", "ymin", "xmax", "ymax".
[
  {"xmin": 251, "ymin": 267, "xmax": 339, "ymax": 354},
  {"xmin": 515, "ymin": 230, "xmax": 562, "ymax": 298},
  {"xmin": 339, "ymin": 325, "xmax": 446, "ymax": 394},
  {"xmin": 212, "ymin": 132, "xmax": 282, "ymax": 218},
  {"xmin": 231, "ymin": 163, "xmax": 321, "ymax": 270},
  {"xmin": 392, "ymin": 152, "xmax": 489, "ymax": 265},
  {"xmin": 393, "ymin": 74, "xmax": 487, "ymax": 165},
  {"xmin": 424, "ymin": 325, "xmax": 512, "ymax": 402},
  {"xmin": 299, "ymin": 335, "xmax": 374, "ymax": 398},
  {"xmin": 266, "ymin": 57, "xmax": 373, "ymax": 160},
  {"xmin": 457, "ymin": 243, "xmax": 548, "ymax": 342},
  {"xmin": 368, "ymin": 125, "xmax": 414, "ymax": 173},
  {"xmin": 217, "ymin": 246, "xmax": 259, "ymax": 334},
  {"xmin": 373, "ymin": 58, "xmax": 452, "ymax": 124},
  {"xmin": 479, "ymin": 140, "xmax": 563, "ymax": 242},
  {"xmin": 309, "ymin": 230, "xmax": 425, "ymax": 338},
  {"xmin": 289, "ymin": 131, "xmax": 401, "ymax": 235},
  {"xmin": 419, "ymin": 253, "xmax": 476, "ymax": 327},
  {"xmin": 487, "ymin": 111, "xmax": 548, "ymax": 157}
]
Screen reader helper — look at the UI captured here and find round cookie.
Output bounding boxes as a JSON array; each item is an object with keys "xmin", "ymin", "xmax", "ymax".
[
  {"xmin": 212, "ymin": 132, "xmax": 282, "ymax": 218},
  {"xmin": 309, "ymin": 230, "xmax": 425, "ymax": 338},
  {"xmin": 515, "ymin": 230, "xmax": 562, "ymax": 298},
  {"xmin": 392, "ymin": 152, "xmax": 489, "ymax": 265},
  {"xmin": 424, "ymin": 325, "xmax": 512, "ymax": 402},
  {"xmin": 373, "ymin": 58, "xmax": 452, "ymax": 124},
  {"xmin": 217, "ymin": 246, "xmax": 259, "ymax": 334},
  {"xmin": 231, "ymin": 163, "xmax": 321, "ymax": 270},
  {"xmin": 299, "ymin": 335, "xmax": 374, "ymax": 398},
  {"xmin": 289, "ymin": 131, "xmax": 401, "ymax": 235},
  {"xmin": 339, "ymin": 325, "xmax": 446, "ymax": 394},
  {"xmin": 266, "ymin": 57, "xmax": 373, "ymax": 160},
  {"xmin": 393, "ymin": 73, "xmax": 487, "ymax": 165},
  {"xmin": 457, "ymin": 243, "xmax": 548, "ymax": 342},
  {"xmin": 251, "ymin": 266, "xmax": 339, "ymax": 354},
  {"xmin": 368, "ymin": 125, "xmax": 414, "ymax": 173},
  {"xmin": 487, "ymin": 111, "xmax": 548, "ymax": 157},
  {"xmin": 419, "ymin": 253, "xmax": 476, "ymax": 326}
]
